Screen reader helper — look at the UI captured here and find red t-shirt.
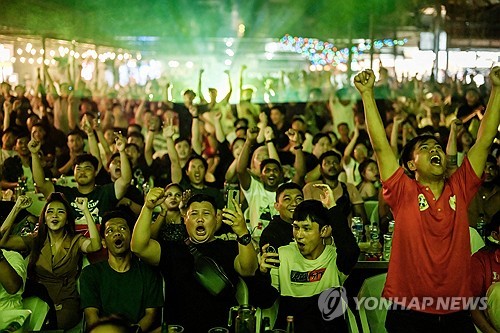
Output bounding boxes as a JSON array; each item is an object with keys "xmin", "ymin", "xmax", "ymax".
[
  {"xmin": 471, "ymin": 247, "xmax": 500, "ymax": 297},
  {"xmin": 382, "ymin": 157, "xmax": 482, "ymax": 314}
]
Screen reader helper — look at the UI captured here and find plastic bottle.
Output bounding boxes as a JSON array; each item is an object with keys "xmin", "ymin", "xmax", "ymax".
[
  {"xmin": 351, "ymin": 217, "xmax": 364, "ymax": 243},
  {"xmin": 383, "ymin": 233, "xmax": 392, "ymax": 261},
  {"xmin": 476, "ymin": 214, "xmax": 486, "ymax": 241},
  {"xmin": 286, "ymin": 315, "xmax": 295, "ymax": 333},
  {"xmin": 367, "ymin": 222, "xmax": 382, "ymax": 259}
]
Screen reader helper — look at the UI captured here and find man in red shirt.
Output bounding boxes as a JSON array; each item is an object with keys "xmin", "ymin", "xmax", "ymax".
[
  {"xmin": 471, "ymin": 211, "xmax": 500, "ymax": 332},
  {"xmin": 354, "ymin": 67, "xmax": 500, "ymax": 332}
]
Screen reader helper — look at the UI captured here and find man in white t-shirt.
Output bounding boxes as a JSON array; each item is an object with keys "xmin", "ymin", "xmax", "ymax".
[
  {"xmin": 259, "ymin": 186, "xmax": 359, "ymax": 332},
  {"xmin": 236, "ymin": 128, "xmax": 305, "ymax": 242}
]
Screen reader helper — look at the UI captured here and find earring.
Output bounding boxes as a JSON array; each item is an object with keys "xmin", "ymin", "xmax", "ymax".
[
  {"xmin": 330, "ymin": 235, "xmax": 334, "ymax": 245},
  {"xmin": 322, "ymin": 237, "xmax": 326, "ymax": 246}
]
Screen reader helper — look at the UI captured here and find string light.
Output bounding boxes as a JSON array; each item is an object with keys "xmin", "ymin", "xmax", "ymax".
[{"xmin": 280, "ymin": 34, "xmax": 408, "ymax": 66}]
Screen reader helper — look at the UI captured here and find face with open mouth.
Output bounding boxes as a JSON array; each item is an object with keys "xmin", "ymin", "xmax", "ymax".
[
  {"xmin": 187, "ymin": 158, "xmax": 207, "ymax": 186},
  {"xmin": 292, "ymin": 217, "xmax": 325, "ymax": 260},
  {"xmin": 44, "ymin": 201, "xmax": 68, "ymax": 232},
  {"xmin": 185, "ymin": 201, "xmax": 217, "ymax": 243},
  {"xmin": 103, "ymin": 218, "xmax": 131, "ymax": 255},
  {"xmin": 261, "ymin": 163, "xmax": 282, "ymax": 190},
  {"xmin": 109, "ymin": 157, "xmax": 121, "ymax": 181},
  {"xmin": 410, "ymin": 138, "xmax": 446, "ymax": 177}
]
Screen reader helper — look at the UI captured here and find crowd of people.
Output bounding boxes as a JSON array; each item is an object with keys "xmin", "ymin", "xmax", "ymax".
[{"xmin": 0, "ymin": 62, "xmax": 499, "ymax": 332}]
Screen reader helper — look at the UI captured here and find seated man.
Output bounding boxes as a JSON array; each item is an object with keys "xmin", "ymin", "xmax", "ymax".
[
  {"xmin": 131, "ymin": 190, "xmax": 258, "ymax": 332},
  {"xmin": 80, "ymin": 211, "xmax": 163, "ymax": 332},
  {"xmin": 303, "ymin": 150, "xmax": 368, "ymax": 224},
  {"xmin": 471, "ymin": 211, "xmax": 500, "ymax": 332},
  {"xmin": 259, "ymin": 185, "xmax": 359, "ymax": 332}
]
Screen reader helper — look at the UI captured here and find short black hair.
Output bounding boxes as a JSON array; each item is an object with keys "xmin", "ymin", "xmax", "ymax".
[
  {"xmin": 100, "ymin": 210, "xmax": 134, "ymax": 238},
  {"xmin": 107, "ymin": 152, "xmax": 121, "ymax": 169},
  {"xmin": 125, "ymin": 142, "xmax": 140, "ymax": 152},
  {"xmin": 127, "ymin": 132, "xmax": 144, "ymax": 142},
  {"xmin": 270, "ymin": 105, "xmax": 286, "ymax": 115},
  {"xmin": 485, "ymin": 210, "xmax": 500, "ymax": 246},
  {"xmin": 319, "ymin": 150, "xmax": 342, "ymax": 166},
  {"xmin": 230, "ymin": 137, "xmax": 246, "ymax": 151},
  {"xmin": 486, "ymin": 154, "xmax": 497, "ymax": 165},
  {"xmin": 74, "ymin": 154, "xmax": 98, "ymax": 170},
  {"xmin": 16, "ymin": 129, "xmax": 30, "ymax": 140},
  {"xmin": 399, "ymin": 134, "xmax": 439, "ymax": 178},
  {"xmin": 275, "ymin": 182, "xmax": 303, "ymax": 201},
  {"xmin": 358, "ymin": 159, "xmax": 377, "ymax": 177},
  {"xmin": 67, "ymin": 130, "xmax": 84, "ymax": 139},
  {"xmin": 260, "ymin": 158, "xmax": 282, "ymax": 173},
  {"xmin": 174, "ymin": 137, "xmax": 190, "ymax": 145},
  {"xmin": 183, "ymin": 89, "xmax": 196, "ymax": 97},
  {"xmin": 186, "ymin": 154, "xmax": 208, "ymax": 170},
  {"xmin": 234, "ymin": 118, "xmax": 249, "ymax": 128},
  {"xmin": 185, "ymin": 193, "xmax": 217, "ymax": 211},
  {"xmin": 312, "ymin": 133, "xmax": 332, "ymax": 146},
  {"xmin": 293, "ymin": 200, "xmax": 330, "ymax": 228}
]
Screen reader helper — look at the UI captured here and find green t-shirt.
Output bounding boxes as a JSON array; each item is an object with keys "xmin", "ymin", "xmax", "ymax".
[{"xmin": 80, "ymin": 256, "xmax": 163, "ymax": 323}]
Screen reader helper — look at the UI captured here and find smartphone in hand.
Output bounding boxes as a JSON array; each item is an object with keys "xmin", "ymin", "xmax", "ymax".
[{"xmin": 226, "ymin": 188, "xmax": 240, "ymax": 211}]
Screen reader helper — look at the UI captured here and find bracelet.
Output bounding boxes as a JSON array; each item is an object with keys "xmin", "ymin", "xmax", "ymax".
[
  {"xmin": 192, "ymin": 116, "xmax": 199, "ymax": 119},
  {"xmin": 294, "ymin": 144, "xmax": 303, "ymax": 150},
  {"xmin": 265, "ymin": 140, "xmax": 273, "ymax": 144},
  {"xmin": 159, "ymin": 213, "xmax": 166, "ymax": 218}
]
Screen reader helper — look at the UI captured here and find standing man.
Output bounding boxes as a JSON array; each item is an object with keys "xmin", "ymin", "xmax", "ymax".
[
  {"xmin": 303, "ymin": 150, "xmax": 367, "ymax": 224},
  {"xmin": 237, "ymin": 127, "xmax": 304, "ymax": 242},
  {"xmin": 80, "ymin": 211, "xmax": 163, "ymax": 332},
  {"xmin": 354, "ymin": 67, "xmax": 500, "ymax": 332}
]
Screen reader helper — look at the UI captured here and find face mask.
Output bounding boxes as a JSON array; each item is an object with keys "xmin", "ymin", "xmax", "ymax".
[{"xmin": 487, "ymin": 236, "xmax": 500, "ymax": 245}]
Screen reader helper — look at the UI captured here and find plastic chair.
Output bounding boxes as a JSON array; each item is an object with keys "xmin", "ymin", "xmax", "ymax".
[
  {"xmin": 357, "ymin": 273, "xmax": 388, "ymax": 333},
  {"xmin": 22, "ymin": 296, "xmax": 49, "ymax": 331}
]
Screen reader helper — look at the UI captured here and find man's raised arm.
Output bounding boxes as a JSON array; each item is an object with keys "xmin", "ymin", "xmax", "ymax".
[
  {"xmin": 354, "ymin": 70, "xmax": 399, "ymax": 181},
  {"xmin": 468, "ymin": 66, "xmax": 500, "ymax": 178},
  {"xmin": 114, "ymin": 134, "xmax": 132, "ymax": 200},
  {"xmin": 131, "ymin": 188, "xmax": 165, "ymax": 266},
  {"xmin": 28, "ymin": 139, "xmax": 54, "ymax": 198}
]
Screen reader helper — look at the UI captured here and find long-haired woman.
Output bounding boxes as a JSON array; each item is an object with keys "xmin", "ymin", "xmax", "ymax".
[{"xmin": 0, "ymin": 192, "xmax": 101, "ymax": 330}]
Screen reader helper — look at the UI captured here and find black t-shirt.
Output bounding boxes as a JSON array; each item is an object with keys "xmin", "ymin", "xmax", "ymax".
[
  {"xmin": 259, "ymin": 215, "xmax": 294, "ymax": 251},
  {"xmin": 160, "ymin": 239, "xmax": 239, "ymax": 332}
]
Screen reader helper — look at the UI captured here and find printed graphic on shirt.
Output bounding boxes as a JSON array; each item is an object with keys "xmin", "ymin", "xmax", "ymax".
[
  {"xmin": 291, "ymin": 268, "xmax": 326, "ymax": 283},
  {"xmin": 418, "ymin": 194, "xmax": 429, "ymax": 211},
  {"xmin": 72, "ymin": 199, "xmax": 101, "ymax": 236},
  {"xmin": 449, "ymin": 195, "xmax": 456, "ymax": 211}
]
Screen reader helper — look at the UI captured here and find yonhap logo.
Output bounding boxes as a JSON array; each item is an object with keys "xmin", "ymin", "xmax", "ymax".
[{"xmin": 318, "ymin": 286, "xmax": 348, "ymax": 320}]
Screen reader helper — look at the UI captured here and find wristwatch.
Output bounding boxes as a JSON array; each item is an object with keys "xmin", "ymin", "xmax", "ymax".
[{"xmin": 237, "ymin": 233, "xmax": 252, "ymax": 246}]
